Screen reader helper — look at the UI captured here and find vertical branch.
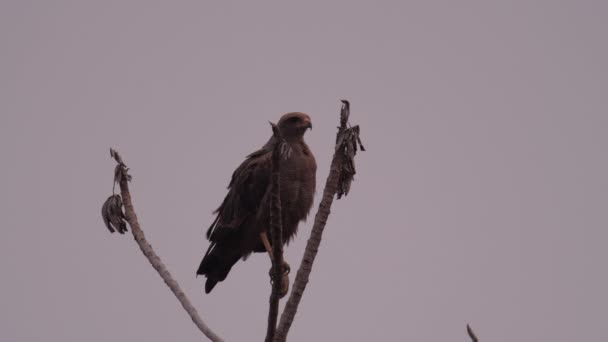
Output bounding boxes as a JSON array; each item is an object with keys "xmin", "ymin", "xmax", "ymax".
[
  {"xmin": 274, "ymin": 100, "xmax": 364, "ymax": 342},
  {"xmin": 265, "ymin": 125, "xmax": 286, "ymax": 342},
  {"xmin": 104, "ymin": 150, "xmax": 223, "ymax": 342},
  {"xmin": 273, "ymin": 143, "xmax": 342, "ymax": 342}
]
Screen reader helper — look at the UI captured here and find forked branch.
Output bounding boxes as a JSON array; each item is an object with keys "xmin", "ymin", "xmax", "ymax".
[{"xmin": 101, "ymin": 100, "xmax": 364, "ymax": 342}]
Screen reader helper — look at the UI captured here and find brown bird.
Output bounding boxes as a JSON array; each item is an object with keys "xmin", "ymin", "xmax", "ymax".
[{"xmin": 197, "ymin": 112, "xmax": 316, "ymax": 293}]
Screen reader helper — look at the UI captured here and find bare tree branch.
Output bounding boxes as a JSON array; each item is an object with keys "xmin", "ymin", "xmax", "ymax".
[
  {"xmin": 104, "ymin": 149, "xmax": 224, "ymax": 342},
  {"xmin": 265, "ymin": 124, "xmax": 288, "ymax": 342},
  {"xmin": 467, "ymin": 324, "xmax": 479, "ymax": 342},
  {"xmin": 274, "ymin": 100, "xmax": 364, "ymax": 341}
]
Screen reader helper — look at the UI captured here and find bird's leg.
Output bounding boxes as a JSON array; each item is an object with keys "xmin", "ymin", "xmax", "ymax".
[
  {"xmin": 260, "ymin": 231, "xmax": 291, "ymax": 274},
  {"xmin": 260, "ymin": 231, "xmax": 274, "ymax": 260},
  {"xmin": 260, "ymin": 231, "xmax": 290, "ymax": 297}
]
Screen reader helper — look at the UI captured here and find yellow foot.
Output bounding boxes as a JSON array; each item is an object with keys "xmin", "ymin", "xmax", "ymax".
[{"xmin": 269, "ymin": 260, "xmax": 291, "ymax": 298}]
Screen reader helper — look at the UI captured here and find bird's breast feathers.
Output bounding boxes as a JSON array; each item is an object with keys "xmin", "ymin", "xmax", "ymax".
[{"xmin": 279, "ymin": 142, "xmax": 316, "ymax": 219}]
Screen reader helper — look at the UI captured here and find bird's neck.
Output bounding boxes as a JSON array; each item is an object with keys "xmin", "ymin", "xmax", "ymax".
[
  {"xmin": 285, "ymin": 136, "xmax": 305, "ymax": 146},
  {"xmin": 286, "ymin": 138, "xmax": 311, "ymax": 156}
]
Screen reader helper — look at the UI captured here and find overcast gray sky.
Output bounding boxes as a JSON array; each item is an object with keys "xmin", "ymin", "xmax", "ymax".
[{"xmin": 1, "ymin": 1, "xmax": 607, "ymax": 341}]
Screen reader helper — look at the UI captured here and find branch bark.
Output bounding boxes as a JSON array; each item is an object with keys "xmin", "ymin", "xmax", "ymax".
[
  {"xmin": 107, "ymin": 150, "xmax": 223, "ymax": 342},
  {"xmin": 274, "ymin": 100, "xmax": 363, "ymax": 342},
  {"xmin": 265, "ymin": 124, "xmax": 286, "ymax": 342}
]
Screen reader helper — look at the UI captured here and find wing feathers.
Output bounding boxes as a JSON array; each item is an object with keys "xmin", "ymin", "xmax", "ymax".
[{"xmin": 206, "ymin": 145, "xmax": 272, "ymax": 242}]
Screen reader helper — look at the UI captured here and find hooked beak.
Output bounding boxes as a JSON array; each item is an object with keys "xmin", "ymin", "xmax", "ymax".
[{"xmin": 303, "ymin": 118, "xmax": 312, "ymax": 130}]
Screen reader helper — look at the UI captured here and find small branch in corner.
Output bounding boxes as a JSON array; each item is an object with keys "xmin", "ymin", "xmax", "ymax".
[{"xmin": 467, "ymin": 324, "xmax": 479, "ymax": 342}]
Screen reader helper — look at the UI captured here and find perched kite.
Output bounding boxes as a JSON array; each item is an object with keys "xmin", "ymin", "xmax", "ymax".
[{"xmin": 197, "ymin": 112, "xmax": 316, "ymax": 293}]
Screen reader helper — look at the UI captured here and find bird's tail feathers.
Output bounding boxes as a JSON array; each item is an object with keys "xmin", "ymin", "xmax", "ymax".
[{"xmin": 197, "ymin": 244, "xmax": 240, "ymax": 294}]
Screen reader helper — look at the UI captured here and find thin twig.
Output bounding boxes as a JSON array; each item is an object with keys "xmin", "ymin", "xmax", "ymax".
[
  {"xmin": 108, "ymin": 149, "xmax": 223, "ymax": 342},
  {"xmin": 274, "ymin": 100, "xmax": 363, "ymax": 341},
  {"xmin": 265, "ymin": 124, "xmax": 286, "ymax": 342},
  {"xmin": 467, "ymin": 324, "xmax": 479, "ymax": 342}
]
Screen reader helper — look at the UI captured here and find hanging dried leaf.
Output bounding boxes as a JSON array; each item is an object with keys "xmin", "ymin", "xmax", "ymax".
[
  {"xmin": 101, "ymin": 194, "xmax": 128, "ymax": 234},
  {"xmin": 336, "ymin": 101, "xmax": 365, "ymax": 199}
]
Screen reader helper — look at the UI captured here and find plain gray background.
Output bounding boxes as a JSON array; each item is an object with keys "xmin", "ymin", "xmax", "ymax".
[{"xmin": 1, "ymin": 1, "xmax": 607, "ymax": 341}]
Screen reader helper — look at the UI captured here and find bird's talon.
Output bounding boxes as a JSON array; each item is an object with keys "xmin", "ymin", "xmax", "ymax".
[{"xmin": 282, "ymin": 261, "xmax": 291, "ymax": 275}]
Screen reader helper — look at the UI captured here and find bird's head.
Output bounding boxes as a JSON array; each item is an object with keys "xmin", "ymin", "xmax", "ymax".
[{"xmin": 277, "ymin": 112, "xmax": 312, "ymax": 140}]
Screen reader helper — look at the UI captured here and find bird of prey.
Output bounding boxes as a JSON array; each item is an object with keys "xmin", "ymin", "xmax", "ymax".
[{"xmin": 197, "ymin": 112, "xmax": 316, "ymax": 294}]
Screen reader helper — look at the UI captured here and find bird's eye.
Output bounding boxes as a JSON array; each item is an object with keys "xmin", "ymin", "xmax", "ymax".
[{"xmin": 287, "ymin": 117, "xmax": 300, "ymax": 123}]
